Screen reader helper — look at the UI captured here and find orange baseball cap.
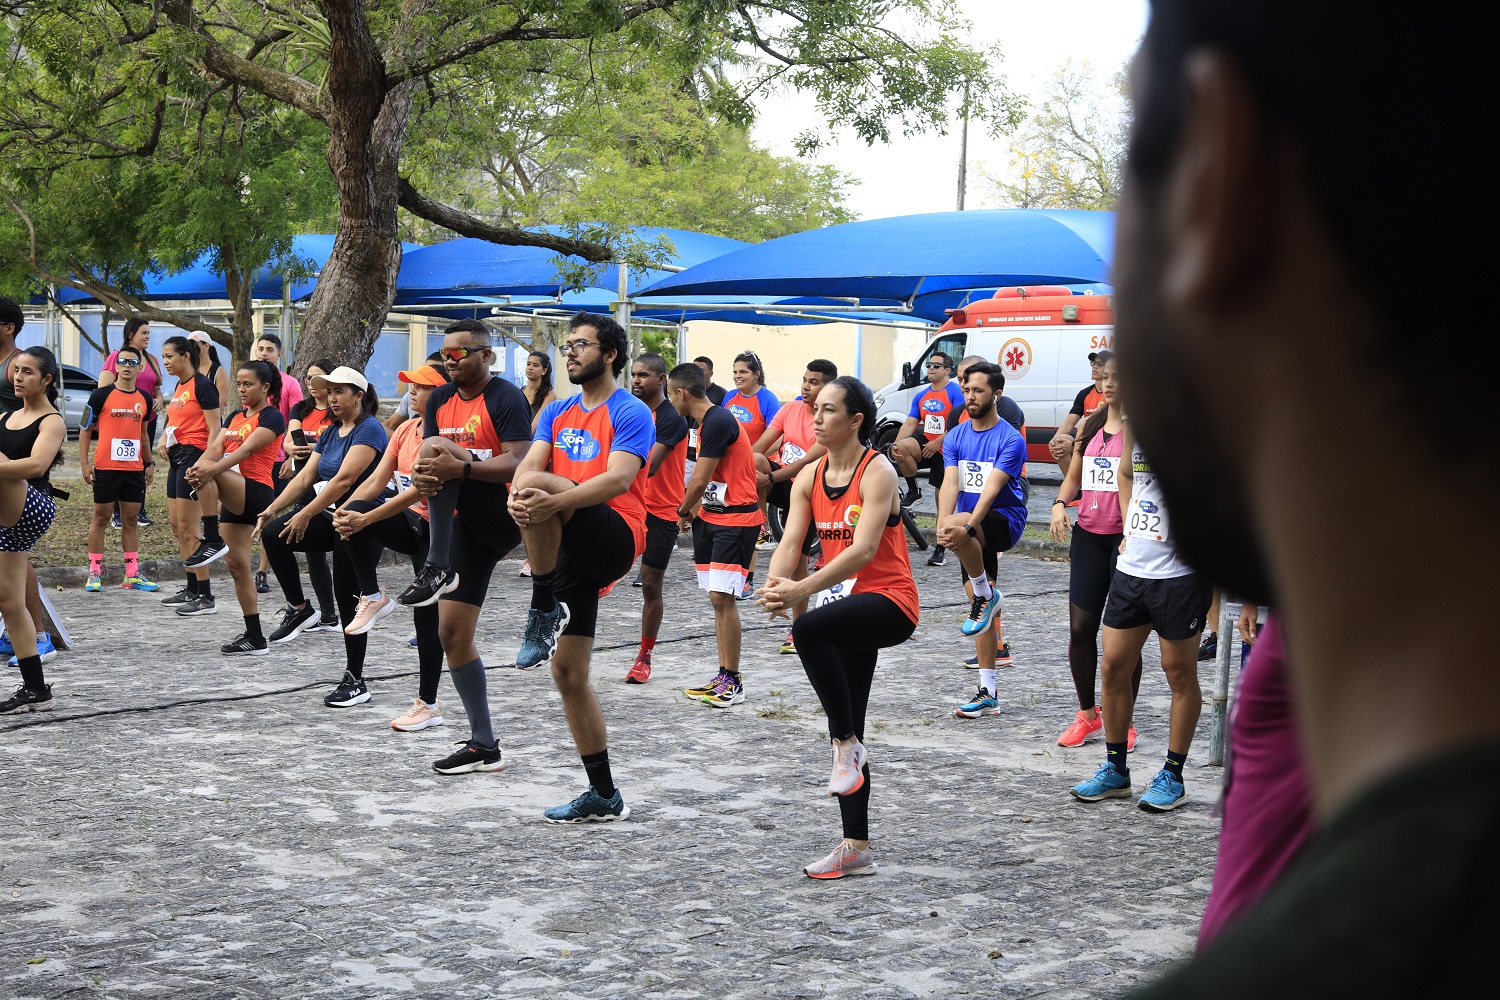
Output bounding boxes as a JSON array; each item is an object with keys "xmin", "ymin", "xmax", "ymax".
[{"xmin": 398, "ymin": 364, "xmax": 448, "ymax": 387}]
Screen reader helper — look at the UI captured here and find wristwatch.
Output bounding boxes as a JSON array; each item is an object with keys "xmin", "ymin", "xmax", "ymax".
[{"xmin": 964, "ymin": 523, "xmax": 977, "ymax": 538}]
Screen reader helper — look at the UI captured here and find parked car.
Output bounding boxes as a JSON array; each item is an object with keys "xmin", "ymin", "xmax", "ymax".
[{"xmin": 59, "ymin": 364, "xmax": 99, "ymax": 438}]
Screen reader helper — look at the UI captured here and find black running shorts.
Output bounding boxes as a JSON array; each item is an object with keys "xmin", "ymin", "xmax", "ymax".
[
  {"xmin": 92, "ymin": 468, "xmax": 146, "ymax": 505},
  {"xmin": 166, "ymin": 444, "xmax": 204, "ymax": 500},
  {"xmin": 221, "ymin": 479, "xmax": 275, "ymax": 526},
  {"xmin": 641, "ymin": 512, "xmax": 678, "ymax": 571},
  {"xmin": 555, "ymin": 502, "xmax": 637, "ymax": 638},
  {"xmin": 445, "ymin": 480, "xmax": 522, "ymax": 608},
  {"xmin": 1069, "ymin": 522, "xmax": 1123, "ymax": 615},
  {"xmin": 1102, "ymin": 570, "xmax": 1213, "ymax": 641}
]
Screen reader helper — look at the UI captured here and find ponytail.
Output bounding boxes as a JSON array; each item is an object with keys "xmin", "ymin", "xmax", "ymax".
[
  {"xmin": 240, "ymin": 361, "xmax": 283, "ymax": 408},
  {"xmin": 164, "ymin": 335, "xmax": 200, "ymax": 370}
]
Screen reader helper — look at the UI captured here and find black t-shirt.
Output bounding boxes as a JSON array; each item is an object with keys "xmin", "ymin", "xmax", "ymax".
[
  {"xmin": 422, "ymin": 377, "xmax": 533, "ymax": 445},
  {"xmin": 1133, "ymin": 743, "xmax": 1500, "ymax": 998},
  {"xmin": 996, "ymin": 395, "xmax": 1025, "ymax": 434},
  {"xmin": 695, "ymin": 404, "xmax": 740, "ymax": 459},
  {"xmin": 706, "ymin": 382, "xmax": 727, "ymax": 406},
  {"xmin": 651, "ymin": 397, "xmax": 688, "ymax": 451}
]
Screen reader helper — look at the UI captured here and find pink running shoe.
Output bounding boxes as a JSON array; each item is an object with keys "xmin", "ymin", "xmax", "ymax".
[
  {"xmin": 1057, "ymin": 708, "xmax": 1104, "ymax": 748},
  {"xmin": 1128, "ymin": 726, "xmax": 1139, "ymax": 752},
  {"xmin": 391, "ymin": 698, "xmax": 444, "ymax": 732},
  {"xmin": 803, "ymin": 841, "xmax": 878, "ymax": 880},
  {"xmin": 828, "ymin": 739, "xmax": 867, "ymax": 796},
  {"xmin": 345, "ymin": 591, "xmax": 396, "ymax": 635}
]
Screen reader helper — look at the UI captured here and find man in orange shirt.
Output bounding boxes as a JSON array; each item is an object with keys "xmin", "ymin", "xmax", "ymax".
[
  {"xmin": 671, "ymin": 362, "xmax": 762, "ymax": 710},
  {"xmin": 626, "ymin": 353, "xmax": 688, "ymax": 684},
  {"xmin": 79, "ymin": 344, "xmax": 158, "ymax": 593}
]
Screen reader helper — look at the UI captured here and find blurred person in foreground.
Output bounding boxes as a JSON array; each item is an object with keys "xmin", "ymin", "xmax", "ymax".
[{"xmin": 1120, "ymin": 2, "xmax": 1494, "ymax": 995}]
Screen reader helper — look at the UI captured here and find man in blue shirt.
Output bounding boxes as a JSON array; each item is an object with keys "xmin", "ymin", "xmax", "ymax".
[{"xmin": 936, "ymin": 362, "xmax": 1028, "ymax": 719}]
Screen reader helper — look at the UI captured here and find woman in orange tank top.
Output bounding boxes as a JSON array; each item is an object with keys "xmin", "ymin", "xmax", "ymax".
[{"xmin": 757, "ymin": 376, "xmax": 919, "ymax": 881}]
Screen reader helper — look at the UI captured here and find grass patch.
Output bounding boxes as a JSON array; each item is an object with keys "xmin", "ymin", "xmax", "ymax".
[{"xmin": 30, "ymin": 470, "xmax": 184, "ymax": 569}]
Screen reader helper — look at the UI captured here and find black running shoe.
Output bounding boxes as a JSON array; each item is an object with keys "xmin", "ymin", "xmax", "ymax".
[
  {"xmin": 184, "ymin": 539, "xmax": 230, "ymax": 569},
  {"xmin": 305, "ymin": 613, "xmax": 341, "ymax": 633},
  {"xmin": 324, "ymin": 670, "xmax": 370, "ymax": 708},
  {"xmin": 432, "ymin": 740, "xmax": 505, "ymax": 774},
  {"xmin": 160, "ymin": 587, "xmax": 195, "ymax": 607},
  {"xmin": 926, "ymin": 545, "xmax": 947, "ymax": 567},
  {"xmin": 899, "ymin": 483, "xmax": 922, "ymax": 508},
  {"xmin": 175, "ymin": 595, "xmax": 218, "ymax": 616},
  {"xmin": 110, "ymin": 511, "xmax": 123, "ymax": 530},
  {"xmin": 398, "ymin": 564, "xmax": 459, "ymax": 607},
  {"xmin": 268, "ymin": 603, "xmax": 318, "ymax": 643},
  {"xmin": 0, "ymin": 684, "xmax": 54, "ymax": 715},
  {"xmin": 136, "ymin": 511, "xmax": 154, "ymax": 527},
  {"xmin": 255, "ymin": 571, "xmax": 271, "ymax": 594},
  {"xmin": 221, "ymin": 633, "xmax": 269, "ymax": 656}
]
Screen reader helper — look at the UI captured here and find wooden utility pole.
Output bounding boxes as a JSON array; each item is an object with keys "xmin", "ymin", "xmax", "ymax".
[{"xmin": 956, "ymin": 80, "xmax": 970, "ymax": 211}]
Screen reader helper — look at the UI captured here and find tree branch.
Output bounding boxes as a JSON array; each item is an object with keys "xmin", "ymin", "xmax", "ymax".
[{"xmin": 396, "ymin": 178, "xmax": 613, "ymax": 262}]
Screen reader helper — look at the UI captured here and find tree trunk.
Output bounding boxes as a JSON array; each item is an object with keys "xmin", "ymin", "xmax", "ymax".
[
  {"xmin": 220, "ymin": 243, "xmax": 258, "ymax": 368},
  {"xmin": 290, "ymin": 0, "xmax": 428, "ymax": 379}
]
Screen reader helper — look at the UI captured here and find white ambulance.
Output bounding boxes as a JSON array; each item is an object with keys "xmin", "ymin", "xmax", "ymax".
[{"xmin": 872, "ymin": 286, "xmax": 1115, "ymax": 463}]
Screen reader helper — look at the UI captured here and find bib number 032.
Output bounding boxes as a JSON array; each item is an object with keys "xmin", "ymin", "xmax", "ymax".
[{"xmin": 1125, "ymin": 497, "xmax": 1169, "ymax": 542}]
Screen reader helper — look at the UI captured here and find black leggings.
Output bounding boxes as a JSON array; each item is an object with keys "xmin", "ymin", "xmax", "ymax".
[
  {"xmin": 338, "ymin": 500, "xmax": 443, "ymax": 704},
  {"xmin": 1068, "ymin": 523, "xmax": 1142, "ymax": 710},
  {"xmin": 792, "ymin": 593, "xmax": 918, "ymax": 841},
  {"xmin": 262, "ymin": 510, "xmax": 369, "ymax": 680}
]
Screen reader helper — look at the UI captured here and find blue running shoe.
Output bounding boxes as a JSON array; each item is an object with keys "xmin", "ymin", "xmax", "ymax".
[
  {"xmin": 0, "ymin": 631, "xmax": 12, "ymax": 657},
  {"xmin": 1138, "ymin": 769, "xmax": 1188, "ymax": 812},
  {"xmin": 1070, "ymin": 762, "xmax": 1132, "ymax": 802},
  {"xmin": 955, "ymin": 686, "xmax": 999, "ymax": 718},
  {"xmin": 960, "ymin": 590, "xmax": 1001, "ymax": 636},
  {"xmin": 517, "ymin": 602, "xmax": 570, "ymax": 670},
  {"xmin": 7, "ymin": 632, "xmax": 57, "ymax": 668},
  {"xmin": 543, "ymin": 785, "xmax": 630, "ymax": 824}
]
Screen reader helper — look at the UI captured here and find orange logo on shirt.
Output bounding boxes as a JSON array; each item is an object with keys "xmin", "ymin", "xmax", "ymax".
[{"xmin": 845, "ymin": 504, "xmax": 862, "ymax": 528}]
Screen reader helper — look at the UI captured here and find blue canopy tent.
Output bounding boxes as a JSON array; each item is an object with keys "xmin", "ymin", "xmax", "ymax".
[
  {"xmin": 636, "ymin": 209, "xmax": 1114, "ymax": 306},
  {"xmin": 393, "ymin": 227, "xmax": 748, "ymax": 302}
]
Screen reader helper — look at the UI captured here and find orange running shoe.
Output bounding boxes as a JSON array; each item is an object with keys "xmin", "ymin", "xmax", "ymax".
[
  {"xmin": 625, "ymin": 653, "xmax": 652, "ymax": 684},
  {"xmin": 1057, "ymin": 708, "xmax": 1104, "ymax": 748}
]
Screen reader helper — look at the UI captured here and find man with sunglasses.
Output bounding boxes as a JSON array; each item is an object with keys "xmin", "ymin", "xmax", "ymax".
[
  {"xmin": 890, "ymin": 351, "xmax": 962, "ymax": 511},
  {"xmin": 80, "ymin": 344, "xmax": 159, "ymax": 593},
  {"xmin": 398, "ymin": 319, "xmax": 533, "ymax": 776},
  {"xmin": 509, "ymin": 313, "xmax": 654, "ymax": 823}
]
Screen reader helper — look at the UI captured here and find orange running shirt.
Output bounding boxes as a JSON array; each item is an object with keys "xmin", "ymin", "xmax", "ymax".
[
  {"xmin": 642, "ymin": 397, "xmax": 688, "ymax": 521},
  {"xmin": 390, "ymin": 417, "xmax": 429, "ymax": 521},
  {"xmin": 165, "ymin": 374, "xmax": 220, "ymax": 450},
  {"xmin": 810, "ymin": 450, "xmax": 920, "ymax": 625},
  {"xmin": 694, "ymin": 404, "xmax": 761, "ymax": 528},
  {"xmin": 222, "ymin": 405, "xmax": 287, "ymax": 487},
  {"xmin": 85, "ymin": 385, "xmax": 151, "ymax": 471},
  {"xmin": 535, "ymin": 388, "xmax": 655, "ymax": 554}
]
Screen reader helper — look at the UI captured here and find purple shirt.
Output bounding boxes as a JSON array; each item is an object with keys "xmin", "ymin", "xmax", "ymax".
[{"xmin": 1197, "ymin": 613, "xmax": 1316, "ymax": 947}]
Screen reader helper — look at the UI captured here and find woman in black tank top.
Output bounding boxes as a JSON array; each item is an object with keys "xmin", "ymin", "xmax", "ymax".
[{"xmin": 0, "ymin": 347, "xmax": 67, "ymax": 716}]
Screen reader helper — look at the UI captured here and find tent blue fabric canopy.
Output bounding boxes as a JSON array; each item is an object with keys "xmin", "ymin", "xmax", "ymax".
[
  {"xmin": 49, "ymin": 234, "xmax": 397, "ymax": 305},
  {"xmin": 394, "ymin": 227, "xmax": 747, "ymax": 302},
  {"xmin": 637, "ymin": 210, "xmax": 1114, "ymax": 303}
]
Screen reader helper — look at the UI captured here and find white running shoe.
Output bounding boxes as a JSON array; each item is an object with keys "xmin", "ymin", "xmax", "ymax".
[{"xmin": 828, "ymin": 738, "xmax": 867, "ymax": 797}]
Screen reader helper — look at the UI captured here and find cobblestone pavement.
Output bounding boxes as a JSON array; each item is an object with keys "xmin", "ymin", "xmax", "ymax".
[{"xmin": 2, "ymin": 544, "xmax": 1223, "ymax": 999}]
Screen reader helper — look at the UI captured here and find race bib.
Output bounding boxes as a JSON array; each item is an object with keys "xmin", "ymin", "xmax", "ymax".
[
  {"xmin": 812, "ymin": 577, "xmax": 858, "ymax": 609},
  {"xmin": 923, "ymin": 413, "xmax": 945, "ymax": 435},
  {"xmin": 467, "ymin": 449, "xmax": 493, "ymax": 462},
  {"xmin": 960, "ymin": 460, "xmax": 994, "ymax": 494},
  {"xmin": 1125, "ymin": 494, "xmax": 1170, "ymax": 542},
  {"xmin": 780, "ymin": 442, "xmax": 806, "ymax": 465},
  {"xmin": 688, "ymin": 428, "xmax": 699, "ymax": 449},
  {"xmin": 394, "ymin": 471, "xmax": 414, "ymax": 493},
  {"xmin": 110, "ymin": 438, "xmax": 140, "ymax": 463},
  {"xmin": 1083, "ymin": 456, "xmax": 1120, "ymax": 493},
  {"xmin": 161, "ymin": 425, "xmax": 178, "ymax": 448},
  {"xmin": 702, "ymin": 480, "xmax": 727, "ymax": 510}
]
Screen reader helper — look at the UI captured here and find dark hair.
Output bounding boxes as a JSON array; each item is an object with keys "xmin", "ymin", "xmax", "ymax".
[
  {"xmin": 163, "ymin": 335, "xmax": 200, "ymax": 370},
  {"xmin": 824, "ymin": 376, "xmax": 877, "ymax": 445},
  {"xmin": 444, "ymin": 318, "xmax": 491, "ymax": 345},
  {"xmin": 964, "ymin": 361, "xmax": 1006, "ymax": 394},
  {"xmin": 526, "ymin": 350, "xmax": 553, "ymax": 415},
  {"xmin": 116, "ymin": 344, "xmax": 142, "ymax": 362},
  {"xmin": 807, "ymin": 358, "xmax": 838, "ymax": 380},
  {"xmin": 930, "ymin": 351, "xmax": 954, "ymax": 371},
  {"xmin": 0, "ymin": 295, "xmax": 22, "ymax": 334},
  {"xmin": 426, "ymin": 350, "xmax": 444, "ymax": 363},
  {"xmin": 1133, "ymin": 1, "xmax": 1480, "ymax": 437},
  {"xmin": 635, "ymin": 352, "xmax": 667, "ymax": 377},
  {"xmin": 295, "ymin": 359, "xmax": 336, "ymax": 421},
  {"xmin": 256, "ymin": 332, "xmax": 282, "ymax": 350},
  {"xmin": 122, "ymin": 317, "xmax": 148, "ymax": 340},
  {"xmin": 570, "ymin": 312, "xmax": 628, "ymax": 377},
  {"xmin": 693, "ymin": 355, "xmax": 714, "ymax": 370},
  {"xmin": 307, "ymin": 358, "xmax": 337, "ymax": 377},
  {"xmin": 202, "ymin": 342, "xmax": 222, "ymax": 374},
  {"xmin": 733, "ymin": 350, "xmax": 765, "ymax": 386},
  {"xmin": 668, "ymin": 362, "xmax": 708, "ymax": 399},
  {"xmin": 239, "ymin": 360, "xmax": 283, "ymax": 408},
  {"xmin": 1077, "ymin": 356, "xmax": 1120, "ymax": 455},
  {"xmin": 358, "ymin": 382, "xmax": 379, "ymax": 418}
]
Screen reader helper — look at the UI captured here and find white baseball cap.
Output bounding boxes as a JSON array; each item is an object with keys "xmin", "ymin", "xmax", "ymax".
[
  {"xmin": 187, "ymin": 331, "xmax": 212, "ymax": 344},
  {"xmin": 310, "ymin": 366, "xmax": 370, "ymax": 393}
]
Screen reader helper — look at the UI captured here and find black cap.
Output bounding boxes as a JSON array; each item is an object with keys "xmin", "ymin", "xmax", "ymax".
[{"xmin": 1088, "ymin": 349, "xmax": 1115, "ymax": 364}]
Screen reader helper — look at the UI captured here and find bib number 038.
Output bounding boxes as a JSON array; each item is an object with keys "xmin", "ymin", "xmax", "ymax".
[{"xmin": 111, "ymin": 438, "xmax": 140, "ymax": 463}]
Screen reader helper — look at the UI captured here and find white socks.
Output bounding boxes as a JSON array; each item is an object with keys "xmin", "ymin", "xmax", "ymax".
[
  {"xmin": 979, "ymin": 668, "xmax": 998, "ymax": 697},
  {"xmin": 969, "ymin": 573, "xmax": 993, "ymax": 601}
]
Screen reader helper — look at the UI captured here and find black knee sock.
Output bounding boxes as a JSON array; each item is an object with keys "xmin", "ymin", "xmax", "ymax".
[
  {"xmin": 201, "ymin": 515, "xmax": 222, "ymax": 547},
  {"xmin": 17, "ymin": 654, "xmax": 45, "ymax": 692},
  {"xmin": 1107, "ymin": 741, "xmax": 1130, "ymax": 778},
  {"xmin": 836, "ymin": 764, "xmax": 872, "ymax": 841},
  {"xmin": 904, "ymin": 476, "xmax": 917, "ymax": 492},
  {"xmin": 187, "ymin": 572, "xmax": 200, "ymax": 595},
  {"xmin": 197, "ymin": 576, "xmax": 212, "ymax": 599},
  {"xmin": 424, "ymin": 480, "xmax": 460, "ymax": 572},
  {"xmin": 1164, "ymin": 749, "xmax": 1187, "ymax": 779},
  {"xmin": 531, "ymin": 570, "xmax": 556, "ymax": 612},
  {"xmin": 244, "ymin": 614, "xmax": 263, "ymax": 643},
  {"xmin": 449, "ymin": 657, "xmax": 494, "ymax": 748},
  {"xmin": 581, "ymin": 750, "xmax": 615, "ymax": 798}
]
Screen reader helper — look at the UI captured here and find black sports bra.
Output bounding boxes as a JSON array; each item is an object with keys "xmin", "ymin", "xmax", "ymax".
[{"xmin": 0, "ymin": 409, "xmax": 63, "ymax": 490}]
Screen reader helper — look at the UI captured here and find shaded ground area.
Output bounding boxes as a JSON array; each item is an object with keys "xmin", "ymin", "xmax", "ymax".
[{"xmin": 2, "ymin": 546, "xmax": 1222, "ymax": 998}]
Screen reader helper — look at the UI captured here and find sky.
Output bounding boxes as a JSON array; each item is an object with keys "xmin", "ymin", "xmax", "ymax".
[{"xmin": 748, "ymin": 0, "xmax": 1150, "ymax": 220}]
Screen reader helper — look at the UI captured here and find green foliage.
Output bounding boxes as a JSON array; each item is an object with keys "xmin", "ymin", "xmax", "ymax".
[{"xmin": 641, "ymin": 326, "xmax": 679, "ymax": 368}]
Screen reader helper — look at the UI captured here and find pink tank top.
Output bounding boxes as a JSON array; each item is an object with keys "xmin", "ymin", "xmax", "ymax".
[{"xmin": 1076, "ymin": 426, "xmax": 1124, "ymax": 535}]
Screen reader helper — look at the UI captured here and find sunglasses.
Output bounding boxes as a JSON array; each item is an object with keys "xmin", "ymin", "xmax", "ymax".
[
  {"xmin": 440, "ymin": 346, "xmax": 489, "ymax": 362},
  {"xmin": 116, "ymin": 357, "xmax": 142, "ymax": 367},
  {"xmin": 926, "ymin": 362, "xmax": 949, "ymax": 369}
]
